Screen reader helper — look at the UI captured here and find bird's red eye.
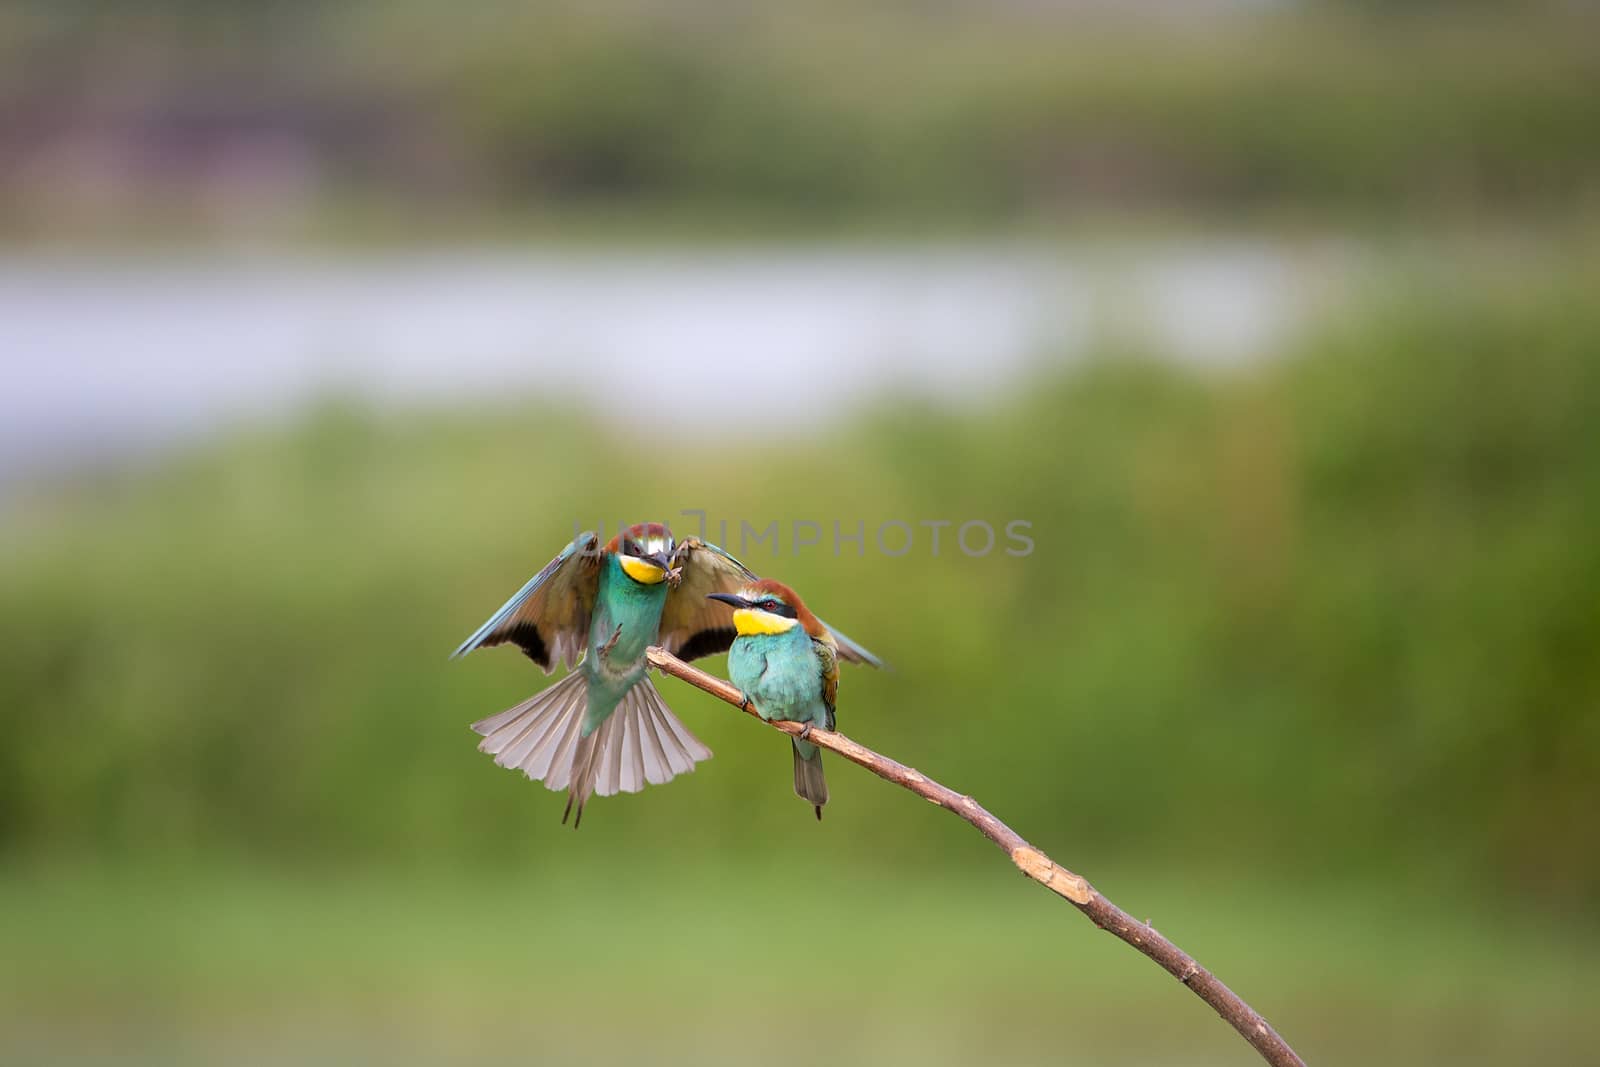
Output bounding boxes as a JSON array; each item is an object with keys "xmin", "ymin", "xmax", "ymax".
[{"xmin": 763, "ymin": 600, "xmax": 778, "ymax": 612}]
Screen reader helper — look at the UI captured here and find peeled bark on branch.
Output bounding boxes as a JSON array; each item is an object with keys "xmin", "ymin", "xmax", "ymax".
[{"xmin": 646, "ymin": 645, "xmax": 1307, "ymax": 1067}]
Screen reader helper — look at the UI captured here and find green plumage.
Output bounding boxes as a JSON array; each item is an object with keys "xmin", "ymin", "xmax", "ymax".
[
  {"xmin": 582, "ymin": 553, "xmax": 671, "ymax": 733},
  {"xmin": 457, "ymin": 525, "xmax": 877, "ymax": 824},
  {"xmin": 727, "ymin": 624, "xmax": 837, "ymax": 818}
]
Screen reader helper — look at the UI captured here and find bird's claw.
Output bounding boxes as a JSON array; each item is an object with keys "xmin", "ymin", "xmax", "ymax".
[
  {"xmin": 798, "ymin": 723, "xmax": 813, "ymax": 742},
  {"xmin": 738, "ymin": 692, "xmax": 752, "ymax": 712}
]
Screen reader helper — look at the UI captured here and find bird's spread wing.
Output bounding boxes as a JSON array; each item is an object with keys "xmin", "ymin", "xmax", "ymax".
[
  {"xmin": 451, "ymin": 531, "xmax": 603, "ymax": 671},
  {"xmin": 659, "ymin": 538, "xmax": 759, "ymax": 661},
  {"xmin": 812, "ymin": 618, "xmax": 883, "ymax": 669},
  {"xmin": 661, "ymin": 537, "xmax": 885, "ymax": 668},
  {"xmin": 813, "ymin": 633, "xmax": 840, "ymax": 731}
]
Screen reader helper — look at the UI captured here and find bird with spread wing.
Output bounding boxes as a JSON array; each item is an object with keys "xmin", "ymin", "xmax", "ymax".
[{"xmin": 453, "ymin": 522, "xmax": 880, "ymax": 825}]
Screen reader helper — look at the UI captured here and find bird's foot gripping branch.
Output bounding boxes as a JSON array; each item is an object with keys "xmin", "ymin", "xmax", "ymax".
[{"xmin": 644, "ymin": 645, "xmax": 1308, "ymax": 1067}]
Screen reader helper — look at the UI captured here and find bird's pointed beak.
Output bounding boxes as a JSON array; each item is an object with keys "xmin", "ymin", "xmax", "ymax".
[
  {"xmin": 706, "ymin": 592, "xmax": 751, "ymax": 609},
  {"xmin": 644, "ymin": 551, "xmax": 681, "ymax": 585}
]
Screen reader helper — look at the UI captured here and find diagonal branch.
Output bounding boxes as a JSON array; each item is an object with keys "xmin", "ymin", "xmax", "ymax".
[{"xmin": 646, "ymin": 646, "xmax": 1307, "ymax": 1067}]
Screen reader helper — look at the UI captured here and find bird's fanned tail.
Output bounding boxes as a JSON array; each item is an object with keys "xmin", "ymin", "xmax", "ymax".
[
  {"xmin": 472, "ymin": 671, "xmax": 711, "ymax": 826},
  {"xmin": 792, "ymin": 741, "xmax": 828, "ymax": 820}
]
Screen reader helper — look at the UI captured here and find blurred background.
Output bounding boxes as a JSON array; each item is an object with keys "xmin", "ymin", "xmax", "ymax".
[{"xmin": 3, "ymin": 2, "xmax": 1598, "ymax": 1064}]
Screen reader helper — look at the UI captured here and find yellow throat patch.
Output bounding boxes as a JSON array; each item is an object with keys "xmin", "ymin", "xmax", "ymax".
[
  {"xmin": 732, "ymin": 607, "xmax": 799, "ymax": 636},
  {"xmin": 618, "ymin": 556, "xmax": 669, "ymax": 584}
]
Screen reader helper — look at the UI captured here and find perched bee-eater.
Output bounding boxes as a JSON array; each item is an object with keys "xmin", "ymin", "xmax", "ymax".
[
  {"xmin": 708, "ymin": 579, "xmax": 847, "ymax": 820},
  {"xmin": 454, "ymin": 523, "xmax": 878, "ymax": 825}
]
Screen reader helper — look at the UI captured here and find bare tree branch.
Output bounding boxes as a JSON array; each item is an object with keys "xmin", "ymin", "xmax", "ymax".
[{"xmin": 647, "ymin": 646, "xmax": 1307, "ymax": 1067}]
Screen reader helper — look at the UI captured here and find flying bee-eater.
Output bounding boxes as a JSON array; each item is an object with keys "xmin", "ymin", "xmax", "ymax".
[
  {"xmin": 709, "ymin": 579, "xmax": 848, "ymax": 820},
  {"xmin": 454, "ymin": 523, "xmax": 879, "ymax": 825}
]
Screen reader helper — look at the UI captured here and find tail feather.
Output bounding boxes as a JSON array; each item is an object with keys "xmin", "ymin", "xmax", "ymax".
[
  {"xmin": 792, "ymin": 742, "xmax": 828, "ymax": 820},
  {"xmin": 647, "ymin": 699, "xmax": 705, "ymax": 777},
  {"xmin": 472, "ymin": 672, "xmax": 710, "ymax": 824},
  {"xmin": 531, "ymin": 680, "xmax": 591, "ymax": 790},
  {"xmin": 623, "ymin": 711, "xmax": 650, "ymax": 788},
  {"xmin": 475, "ymin": 671, "xmax": 577, "ymax": 782},
  {"xmin": 499, "ymin": 676, "xmax": 585, "ymax": 776},
  {"xmin": 595, "ymin": 701, "xmax": 629, "ymax": 797},
  {"xmin": 633, "ymin": 702, "xmax": 671, "ymax": 785}
]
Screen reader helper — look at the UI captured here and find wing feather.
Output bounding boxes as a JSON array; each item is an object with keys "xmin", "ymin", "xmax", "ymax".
[
  {"xmin": 658, "ymin": 538, "xmax": 759, "ymax": 661},
  {"xmin": 451, "ymin": 531, "xmax": 603, "ymax": 671},
  {"xmin": 660, "ymin": 537, "xmax": 884, "ymax": 668},
  {"xmin": 814, "ymin": 634, "xmax": 840, "ymax": 731},
  {"xmin": 811, "ymin": 618, "xmax": 882, "ymax": 669}
]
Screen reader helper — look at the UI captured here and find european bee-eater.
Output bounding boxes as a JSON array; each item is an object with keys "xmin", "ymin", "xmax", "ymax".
[
  {"xmin": 708, "ymin": 579, "xmax": 845, "ymax": 820},
  {"xmin": 454, "ymin": 523, "xmax": 878, "ymax": 825}
]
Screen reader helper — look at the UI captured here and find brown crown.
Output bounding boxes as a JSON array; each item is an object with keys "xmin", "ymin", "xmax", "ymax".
[
  {"xmin": 745, "ymin": 577, "xmax": 826, "ymax": 638},
  {"xmin": 604, "ymin": 522, "xmax": 673, "ymax": 555}
]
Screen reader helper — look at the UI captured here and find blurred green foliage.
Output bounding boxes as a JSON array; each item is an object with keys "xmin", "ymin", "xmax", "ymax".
[
  {"xmin": 4, "ymin": 3, "xmax": 1597, "ymax": 1062},
  {"xmin": 2, "ymin": 862, "xmax": 1594, "ymax": 1066},
  {"xmin": 3, "ymin": 4, "xmax": 1598, "ymax": 232},
  {"xmin": 2, "ymin": 261, "xmax": 1596, "ymax": 909}
]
